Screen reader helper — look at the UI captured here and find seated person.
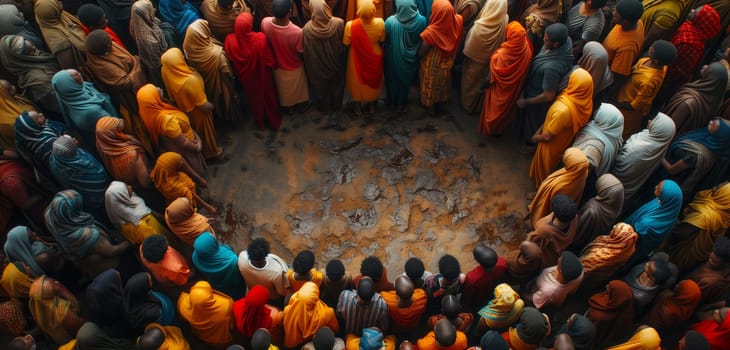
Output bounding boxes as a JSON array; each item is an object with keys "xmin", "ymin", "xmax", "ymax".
[
  {"xmin": 302, "ymin": 326, "xmax": 345, "ymax": 350},
  {"xmin": 523, "ymin": 251, "xmax": 584, "ymax": 310},
  {"xmin": 320, "ymin": 259, "xmax": 353, "ymax": 308},
  {"xmin": 380, "ymin": 275, "xmax": 427, "ymax": 333},
  {"xmin": 337, "ymin": 277, "xmax": 388, "ymax": 335},
  {"xmin": 140, "ymin": 234, "xmax": 191, "ymax": 287},
  {"xmin": 403, "ymin": 257, "xmax": 432, "ymax": 289},
  {"xmin": 251, "ymin": 329, "xmax": 276, "ymax": 350},
  {"xmin": 427, "ymin": 295, "xmax": 473, "ymax": 333},
  {"xmin": 287, "ymin": 250, "xmax": 323, "ymax": 293},
  {"xmin": 353, "ymin": 256, "xmax": 394, "ymax": 292},
  {"xmin": 461, "ymin": 245, "xmax": 507, "ymax": 312},
  {"xmin": 417, "ymin": 318, "xmax": 468, "ymax": 350},
  {"xmin": 345, "ymin": 327, "xmax": 396, "ymax": 350},
  {"xmin": 424, "ymin": 255, "xmax": 464, "ymax": 316},
  {"xmin": 476, "ymin": 283, "xmax": 524, "ymax": 332}
]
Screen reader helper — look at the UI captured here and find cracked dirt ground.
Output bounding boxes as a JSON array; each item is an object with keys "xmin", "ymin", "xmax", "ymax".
[{"xmin": 203, "ymin": 101, "xmax": 534, "ymax": 278}]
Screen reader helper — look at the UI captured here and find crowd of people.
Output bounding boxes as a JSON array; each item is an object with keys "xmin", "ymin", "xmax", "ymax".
[{"xmin": 0, "ymin": 0, "xmax": 730, "ymax": 348}]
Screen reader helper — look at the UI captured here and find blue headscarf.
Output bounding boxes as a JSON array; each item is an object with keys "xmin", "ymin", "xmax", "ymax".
[
  {"xmin": 360, "ymin": 327, "xmax": 384, "ymax": 350},
  {"xmin": 14, "ymin": 111, "xmax": 65, "ymax": 168},
  {"xmin": 51, "ymin": 70, "xmax": 117, "ymax": 146},
  {"xmin": 384, "ymin": 0, "xmax": 427, "ymax": 86},
  {"xmin": 414, "ymin": 0, "xmax": 432, "ymax": 21},
  {"xmin": 626, "ymin": 179, "xmax": 682, "ymax": 258},
  {"xmin": 669, "ymin": 118, "xmax": 730, "ymax": 159},
  {"xmin": 4, "ymin": 226, "xmax": 48, "ymax": 277},
  {"xmin": 49, "ymin": 135, "xmax": 111, "ymax": 209},
  {"xmin": 158, "ymin": 0, "xmax": 201, "ymax": 38},
  {"xmin": 43, "ymin": 190, "xmax": 102, "ymax": 260},
  {"xmin": 192, "ymin": 232, "xmax": 246, "ymax": 299},
  {"xmin": 150, "ymin": 290, "xmax": 176, "ymax": 325}
]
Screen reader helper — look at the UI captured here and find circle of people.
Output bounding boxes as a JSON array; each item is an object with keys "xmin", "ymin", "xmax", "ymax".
[{"xmin": 0, "ymin": 0, "xmax": 729, "ymax": 348}]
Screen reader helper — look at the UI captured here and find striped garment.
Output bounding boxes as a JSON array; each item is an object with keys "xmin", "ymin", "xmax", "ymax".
[{"xmin": 336, "ymin": 289, "xmax": 387, "ymax": 336}]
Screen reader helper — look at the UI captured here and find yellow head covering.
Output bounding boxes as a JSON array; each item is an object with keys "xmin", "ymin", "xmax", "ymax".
[
  {"xmin": 160, "ymin": 48, "xmax": 208, "ymax": 113},
  {"xmin": 357, "ymin": 0, "xmax": 376, "ymax": 21},
  {"xmin": 556, "ymin": 68, "xmax": 594, "ymax": 134},
  {"xmin": 283, "ymin": 282, "xmax": 338, "ymax": 348},
  {"xmin": 177, "ymin": 281, "xmax": 234, "ymax": 346}
]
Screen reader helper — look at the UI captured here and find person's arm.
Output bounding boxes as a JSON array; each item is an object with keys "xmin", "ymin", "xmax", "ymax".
[
  {"xmin": 172, "ymin": 132, "xmax": 202, "ymax": 152},
  {"xmin": 516, "ymin": 90, "xmax": 557, "ymax": 108},
  {"xmin": 93, "ymin": 236, "xmax": 132, "ymax": 257},
  {"xmin": 180, "ymin": 156, "xmax": 206, "ymax": 186},
  {"xmin": 134, "ymin": 153, "xmax": 152, "ymax": 188},
  {"xmin": 661, "ymin": 158, "xmax": 690, "ymax": 175},
  {"xmin": 531, "ymin": 127, "xmax": 555, "ymax": 143},
  {"xmin": 418, "ymin": 41, "xmax": 432, "ymax": 59},
  {"xmin": 195, "ymin": 101, "xmax": 215, "ymax": 113}
]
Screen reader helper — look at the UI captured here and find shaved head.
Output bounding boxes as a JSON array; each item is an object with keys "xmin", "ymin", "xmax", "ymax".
[
  {"xmin": 395, "ymin": 275, "xmax": 414, "ymax": 299},
  {"xmin": 554, "ymin": 334, "xmax": 574, "ymax": 350},
  {"xmin": 399, "ymin": 340, "xmax": 416, "ymax": 350},
  {"xmin": 138, "ymin": 327, "xmax": 165, "ymax": 350},
  {"xmin": 473, "ymin": 245, "xmax": 498, "ymax": 269},
  {"xmin": 435, "ymin": 319, "xmax": 457, "ymax": 346},
  {"xmin": 251, "ymin": 329, "xmax": 271, "ymax": 350},
  {"xmin": 441, "ymin": 295, "xmax": 461, "ymax": 318}
]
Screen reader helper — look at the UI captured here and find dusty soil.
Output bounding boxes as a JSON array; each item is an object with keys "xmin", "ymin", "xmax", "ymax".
[{"xmin": 204, "ymin": 95, "xmax": 534, "ymax": 279}]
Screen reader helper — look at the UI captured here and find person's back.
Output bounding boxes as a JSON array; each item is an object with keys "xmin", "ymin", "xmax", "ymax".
[
  {"xmin": 336, "ymin": 277, "xmax": 388, "ymax": 335},
  {"xmin": 238, "ymin": 237, "xmax": 290, "ymax": 302},
  {"xmin": 462, "ymin": 245, "xmax": 507, "ymax": 312}
]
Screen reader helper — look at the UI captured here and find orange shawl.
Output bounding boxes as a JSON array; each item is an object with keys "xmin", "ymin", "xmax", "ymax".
[
  {"xmin": 95, "ymin": 116, "xmax": 146, "ymax": 184},
  {"xmin": 528, "ymin": 147, "xmax": 589, "ymax": 228},
  {"xmin": 136, "ymin": 84, "xmax": 192, "ymax": 145},
  {"xmin": 554, "ymin": 68, "xmax": 593, "ymax": 135},
  {"xmin": 282, "ymin": 282, "xmax": 339, "ymax": 347},
  {"xmin": 150, "ymin": 152, "xmax": 196, "ymax": 205},
  {"xmin": 177, "ymin": 281, "xmax": 234, "ymax": 346},
  {"xmin": 479, "ymin": 21, "xmax": 532, "ymax": 136},
  {"xmin": 160, "ymin": 48, "xmax": 208, "ymax": 113},
  {"xmin": 420, "ymin": 0, "xmax": 463, "ymax": 56},
  {"xmin": 526, "ymin": 213, "xmax": 578, "ymax": 268},
  {"xmin": 580, "ymin": 222, "xmax": 638, "ymax": 274},
  {"xmin": 648, "ymin": 279, "xmax": 701, "ymax": 329},
  {"xmin": 380, "ymin": 288, "xmax": 427, "ymax": 331},
  {"xmin": 28, "ymin": 276, "xmax": 78, "ymax": 345},
  {"xmin": 0, "ymin": 262, "xmax": 34, "ymax": 299},
  {"xmin": 164, "ymin": 197, "xmax": 212, "ymax": 245},
  {"xmin": 350, "ymin": 0, "xmax": 382, "ymax": 89}
]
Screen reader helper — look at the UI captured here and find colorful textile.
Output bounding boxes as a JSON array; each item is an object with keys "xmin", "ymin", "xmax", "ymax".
[
  {"xmin": 626, "ymin": 179, "xmax": 682, "ymax": 259},
  {"xmin": 344, "ymin": 0, "xmax": 385, "ymax": 102},
  {"xmin": 225, "ymin": 12, "xmax": 281, "ymax": 130},
  {"xmin": 302, "ymin": 0, "xmax": 345, "ymax": 112},
  {"xmin": 419, "ymin": 44, "xmax": 454, "ymax": 107},
  {"xmin": 663, "ymin": 62, "xmax": 728, "ymax": 136},
  {"xmin": 49, "ymin": 135, "xmax": 111, "ymax": 209},
  {"xmin": 177, "ymin": 281, "xmax": 235, "ymax": 346},
  {"xmin": 478, "ymin": 283, "xmax": 524, "ymax": 329},
  {"xmin": 692, "ymin": 308, "xmax": 730, "ymax": 349},
  {"xmin": 0, "ymin": 262, "xmax": 34, "ymax": 299},
  {"xmin": 572, "ymin": 103, "xmax": 624, "ymax": 176},
  {"xmin": 531, "ymin": 265, "xmax": 583, "ymax": 309},
  {"xmin": 151, "ymin": 152, "xmax": 197, "ymax": 206},
  {"xmin": 0, "ymin": 83, "xmax": 34, "ymax": 152},
  {"xmin": 527, "ymin": 212, "xmax": 578, "ymax": 268},
  {"xmin": 529, "ymin": 68, "xmax": 593, "ymax": 187},
  {"xmin": 192, "ymin": 232, "xmax": 246, "ymax": 299},
  {"xmin": 200, "ymin": 0, "xmax": 248, "ymax": 41},
  {"xmin": 95, "ymin": 117, "xmax": 147, "ymax": 185},
  {"xmin": 232, "ymin": 285, "xmax": 273, "ymax": 336},
  {"xmin": 479, "ymin": 21, "xmax": 532, "ymax": 136},
  {"xmin": 0, "ymin": 298, "xmax": 25, "ymax": 336},
  {"xmin": 104, "ymin": 181, "xmax": 154, "ymax": 238},
  {"xmin": 165, "ymin": 196, "xmax": 212, "ymax": 245},
  {"xmin": 605, "ymin": 327, "xmax": 661, "ymax": 350},
  {"xmin": 14, "ymin": 111, "xmax": 65, "ymax": 173},
  {"xmin": 130, "ymin": 0, "xmax": 168, "ymax": 72},
  {"xmin": 158, "ymin": 0, "xmax": 200, "ymax": 37},
  {"xmin": 380, "ymin": 287, "xmax": 427, "ymax": 331},
  {"xmin": 0, "ymin": 35, "xmax": 60, "ymax": 114},
  {"xmin": 505, "ymin": 307, "xmax": 549, "ymax": 349},
  {"xmin": 4, "ymin": 225, "xmax": 47, "ymax": 277},
  {"xmin": 283, "ymin": 282, "xmax": 340, "ymax": 347},
  {"xmin": 417, "ymin": 330, "xmax": 468, "ymax": 350},
  {"xmin": 528, "ymin": 147, "xmax": 590, "ymax": 228},
  {"xmin": 602, "ymin": 20, "xmax": 644, "ymax": 76},
  {"xmin": 29, "ymin": 276, "xmax": 80, "ymax": 344},
  {"xmin": 383, "ymin": 0, "xmax": 426, "ymax": 107},
  {"xmin": 574, "ymin": 174, "xmax": 625, "ymax": 250},
  {"xmin": 43, "ymin": 190, "xmax": 102, "ymax": 260},
  {"xmin": 616, "ymin": 58, "xmax": 667, "ymax": 138},
  {"xmin": 587, "ymin": 280, "xmax": 635, "ymax": 348},
  {"xmin": 666, "ymin": 5, "xmax": 720, "ymax": 87},
  {"xmin": 461, "ymin": 256, "xmax": 507, "ymax": 311},
  {"xmin": 336, "ymin": 289, "xmax": 387, "ymax": 335},
  {"xmin": 519, "ymin": 0, "xmax": 563, "ymax": 38},
  {"xmin": 649, "ymin": 279, "xmax": 701, "ymax": 329},
  {"xmin": 579, "ymin": 223, "xmax": 637, "ymax": 289},
  {"xmin": 420, "ymin": 0, "xmax": 462, "ymax": 55},
  {"xmin": 287, "ymin": 269, "xmax": 324, "ymax": 292}
]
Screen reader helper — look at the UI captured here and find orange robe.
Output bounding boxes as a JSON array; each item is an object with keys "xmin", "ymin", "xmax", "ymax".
[
  {"xmin": 150, "ymin": 152, "xmax": 197, "ymax": 206},
  {"xmin": 164, "ymin": 197, "xmax": 213, "ymax": 245},
  {"xmin": 178, "ymin": 281, "xmax": 235, "ymax": 347},
  {"xmin": 343, "ymin": 0, "xmax": 385, "ymax": 102},
  {"xmin": 282, "ymin": 282, "xmax": 339, "ymax": 348},
  {"xmin": 140, "ymin": 245, "xmax": 191, "ymax": 286},
  {"xmin": 416, "ymin": 330, "xmax": 468, "ymax": 350},
  {"xmin": 380, "ymin": 288, "xmax": 427, "ymax": 332},
  {"xmin": 287, "ymin": 269, "xmax": 324, "ymax": 293}
]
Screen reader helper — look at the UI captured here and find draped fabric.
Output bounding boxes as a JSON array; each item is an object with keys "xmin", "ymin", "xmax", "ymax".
[
  {"xmin": 151, "ymin": 152, "xmax": 197, "ymax": 206},
  {"xmin": 95, "ymin": 117, "xmax": 148, "ymax": 185},
  {"xmin": 232, "ymin": 285, "xmax": 273, "ymax": 336},
  {"xmin": 306, "ymin": 0, "xmax": 342, "ymax": 38},
  {"xmin": 578, "ymin": 41, "xmax": 613, "ymax": 95},
  {"xmin": 574, "ymin": 174, "xmax": 624, "ymax": 248},
  {"xmin": 0, "ymin": 35, "xmax": 60, "ymax": 114},
  {"xmin": 85, "ymin": 269, "xmax": 123, "ymax": 326},
  {"xmin": 0, "ymin": 83, "xmax": 34, "ymax": 152},
  {"xmin": 663, "ymin": 62, "xmax": 728, "ymax": 136},
  {"xmin": 648, "ymin": 279, "xmax": 701, "ymax": 330},
  {"xmin": 379, "ymin": 288, "xmax": 427, "ymax": 332},
  {"xmin": 479, "ymin": 21, "xmax": 532, "ymax": 136},
  {"xmin": 519, "ymin": 0, "xmax": 564, "ymax": 39},
  {"xmin": 561, "ymin": 314, "xmax": 595, "ymax": 350},
  {"xmin": 161, "ymin": 48, "xmax": 219, "ymax": 159},
  {"xmin": 587, "ymin": 280, "xmax": 634, "ymax": 348},
  {"xmin": 51, "ymin": 70, "xmax": 117, "ymax": 148},
  {"xmin": 183, "ymin": 19, "xmax": 242, "ymax": 123},
  {"xmin": 579, "ymin": 223, "xmax": 637, "ymax": 290},
  {"xmin": 177, "ymin": 280, "xmax": 235, "ymax": 346},
  {"xmin": 383, "ymin": 0, "xmax": 426, "ymax": 107},
  {"xmin": 303, "ymin": 0, "xmax": 345, "ymax": 112},
  {"xmin": 225, "ymin": 12, "xmax": 281, "ymax": 130},
  {"xmin": 665, "ymin": 4, "xmax": 720, "ymax": 88},
  {"xmin": 145, "ymin": 323, "xmax": 191, "ymax": 350},
  {"xmin": 49, "ymin": 136, "xmax": 111, "ymax": 210},
  {"xmin": 192, "ymin": 232, "xmax": 246, "ymax": 299},
  {"xmin": 0, "ymin": 262, "xmax": 34, "ymax": 299},
  {"xmin": 0, "ymin": 4, "xmax": 44, "ymax": 48},
  {"xmin": 351, "ymin": 19, "xmax": 384, "ymax": 89},
  {"xmin": 14, "ymin": 111, "xmax": 65, "ymax": 174},
  {"xmin": 528, "ymin": 147, "xmax": 590, "ymax": 228},
  {"xmin": 505, "ymin": 241, "xmax": 543, "ymax": 284},
  {"xmin": 74, "ymin": 322, "xmax": 134, "ymax": 349},
  {"xmin": 665, "ymin": 183, "xmax": 730, "ymax": 271},
  {"xmin": 283, "ymin": 282, "xmax": 339, "ymax": 347},
  {"xmin": 130, "ymin": 0, "xmax": 168, "ymax": 73},
  {"xmin": 123, "ymin": 272, "xmax": 163, "ymax": 331},
  {"xmin": 29, "ymin": 276, "xmax": 79, "ymax": 345},
  {"xmin": 692, "ymin": 308, "xmax": 730, "ymax": 349},
  {"xmin": 616, "ymin": 58, "xmax": 667, "ymax": 139},
  {"xmin": 165, "ymin": 196, "xmax": 212, "ymax": 245},
  {"xmin": 420, "ymin": 0, "xmax": 462, "ymax": 56},
  {"xmin": 104, "ymin": 181, "xmax": 151, "ymax": 228},
  {"xmin": 527, "ymin": 212, "xmax": 578, "ymax": 269},
  {"xmin": 200, "ymin": 0, "xmax": 249, "ymax": 41},
  {"xmin": 158, "ymin": 0, "xmax": 201, "ymax": 38},
  {"xmin": 4, "ymin": 226, "xmax": 47, "ymax": 277},
  {"xmin": 611, "ymin": 112, "xmax": 675, "ymax": 203},
  {"xmin": 605, "ymin": 327, "xmax": 661, "ymax": 350},
  {"xmin": 509, "ymin": 307, "xmax": 549, "ymax": 347},
  {"xmin": 43, "ymin": 190, "xmax": 102, "ymax": 260},
  {"xmin": 572, "ymin": 103, "xmax": 624, "ymax": 177},
  {"xmin": 477, "ymin": 283, "xmax": 524, "ymax": 329},
  {"xmin": 344, "ymin": 0, "xmax": 385, "ymax": 102},
  {"xmin": 626, "ymin": 179, "xmax": 683, "ymax": 259},
  {"xmin": 529, "ymin": 68, "xmax": 593, "ymax": 187},
  {"xmin": 34, "ymin": 0, "xmax": 86, "ymax": 55}
]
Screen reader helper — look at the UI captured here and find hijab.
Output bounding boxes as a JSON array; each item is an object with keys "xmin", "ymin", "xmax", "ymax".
[
  {"xmin": 580, "ymin": 222, "xmax": 637, "ymax": 274},
  {"xmin": 420, "ymin": 0, "xmax": 463, "ymax": 55},
  {"xmin": 95, "ymin": 116, "xmax": 146, "ymax": 173},
  {"xmin": 177, "ymin": 280, "xmax": 235, "ymax": 345},
  {"xmin": 575, "ymin": 174, "xmax": 625, "ymax": 247},
  {"xmin": 232, "ymin": 285, "xmax": 272, "ymax": 337},
  {"xmin": 224, "ymin": 12, "xmax": 273, "ymax": 79},
  {"xmin": 182, "ymin": 19, "xmax": 230, "ymax": 80},
  {"xmin": 104, "ymin": 180, "xmax": 151, "ymax": 227},
  {"xmin": 692, "ymin": 307, "xmax": 730, "ymax": 349},
  {"xmin": 4, "ymin": 226, "xmax": 46, "ymax": 277},
  {"xmin": 514, "ymin": 307, "xmax": 550, "ymax": 344},
  {"xmin": 663, "ymin": 62, "xmax": 728, "ymax": 135},
  {"xmin": 51, "ymin": 69, "xmax": 116, "ymax": 134},
  {"xmin": 577, "ymin": 41, "xmax": 613, "ymax": 94},
  {"xmin": 0, "ymin": 4, "xmax": 43, "ymax": 50},
  {"xmin": 34, "ymin": 0, "xmax": 86, "ymax": 54},
  {"xmin": 158, "ymin": 0, "xmax": 201, "ymax": 37},
  {"xmin": 123, "ymin": 272, "xmax": 162, "ymax": 330},
  {"xmin": 14, "ymin": 111, "xmax": 65, "ymax": 167},
  {"xmin": 587, "ymin": 280, "xmax": 634, "ymax": 346},
  {"xmin": 670, "ymin": 118, "xmax": 730, "ymax": 159},
  {"xmin": 360, "ymin": 328, "xmax": 384, "ymax": 350},
  {"xmin": 283, "ymin": 282, "xmax": 337, "ymax": 348},
  {"xmin": 129, "ymin": 0, "xmax": 168, "ymax": 69},
  {"xmin": 556, "ymin": 68, "xmax": 594, "ymax": 134},
  {"xmin": 307, "ymin": 0, "xmax": 341, "ymax": 37},
  {"xmin": 650, "ymin": 279, "xmax": 701, "ymax": 328},
  {"xmin": 0, "ymin": 35, "xmax": 60, "ymax": 92},
  {"xmin": 136, "ymin": 84, "xmax": 184, "ymax": 145},
  {"xmin": 160, "ymin": 47, "xmax": 206, "ymax": 113},
  {"xmin": 192, "ymin": 232, "xmax": 244, "ymax": 299},
  {"xmin": 626, "ymin": 179, "xmax": 683, "ymax": 257},
  {"xmin": 85, "ymin": 269, "xmax": 123, "ymax": 326},
  {"xmin": 462, "ymin": 0, "xmax": 507, "ymax": 63},
  {"xmin": 164, "ymin": 197, "xmax": 211, "ymax": 245},
  {"xmin": 477, "ymin": 283, "xmax": 524, "ymax": 328},
  {"xmin": 49, "ymin": 135, "xmax": 111, "ymax": 209},
  {"xmin": 43, "ymin": 190, "xmax": 101, "ymax": 260},
  {"xmin": 573, "ymin": 103, "xmax": 624, "ymax": 176}
]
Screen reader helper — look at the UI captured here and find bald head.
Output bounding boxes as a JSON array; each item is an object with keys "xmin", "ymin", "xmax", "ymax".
[
  {"xmin": 357, "ymin": 277, "xmax": 376, "ymax": 302},
  {"xmin": 251, "ymin": 329, "xmax": 271, "ymax": 350},
  {"xmin": 473, "ymin": 245, "xmax": 498, "ymax": 270},
  {"xmin": 138, "ymin": 327, "xmax": 165, "ymax": 350},
  {"xmin": 394, "ymin": 275, "xmax": 414, "ymax": 299},
  {"xmin": 313, "ymin": 327, "xmax": 335, "ymax": 350},
  {"xmin": 441, "ymin": 295, "xmax": 462, "ymax": 318},
  {"xmin": 399, "ymin": 340, "xmax": 416, "ymax": 350},
  {"xmin": 554, "ymin": 334, "xmax": 575, "ymax": 350},
  {"xmin": 435, "ymin": 319, "xmax": 457, "ymax": 346}
]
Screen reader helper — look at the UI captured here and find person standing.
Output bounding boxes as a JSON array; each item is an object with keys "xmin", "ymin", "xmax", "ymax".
[{"xmin": 343, "ymin": 0, "xmax": 385, "ymax": 115}]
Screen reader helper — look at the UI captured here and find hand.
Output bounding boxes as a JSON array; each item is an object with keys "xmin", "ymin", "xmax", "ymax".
[
  {"xmin": 516, "ymin": 98, "xmax": 526, "ymax": 109},
  {"xmin": 207, "ymin": 216, "xmax": 218, "ymax": 224}
]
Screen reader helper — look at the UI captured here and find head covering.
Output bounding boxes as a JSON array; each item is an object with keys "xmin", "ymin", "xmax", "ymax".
[
  {"xmin": 649, "ymin": 279, "xmax": 702, "ymax": 329},
  {"xmin": 563, "ymin": 314, "xmax": 596, "ymax": 350},
  {"xmin": 580, "ymin": 221, "xmax": 637, "ymax": 272},
  {"xmin": 123, "ymin": 272, "xmax": 162, "ymax": 330},
  {"xmin": 384, "ymin": 0, "xmax": 427, "ymax": 90},
  {"xmin": 0, "ymin": 81, "xmax": 34, "ymax": 151},
  {"xmin": 192, "ymin": 232, "xmax": 245, "ymax": 299},
  {"xmin": 360, "ymin": 328, "xmax": 384, "ymax": 350},
  {"xmin": 232, "ymin": 285, "xmax": 272, "ymax": 337},
  {"xmin": 177, "ymin": 280, "xmax": 235, "ymax": 346},
  {"xmin": 130, "ymin": 0, "xmax": 168, "ymax": 69},
  {"xmin": 160, "ymin": 47, "xmax": 207, "ymax": 113},
  {"xmin": 556, "ymin": 68, "xmax": 593, "ymax": 134},
  {"xmin": 692, "ymin": 313, "xmax": 730, "ymax": 350},
  {"xmin": 75, "ymin": 322, "xmax": 134, "ymax": 349},
  {"xmin": 200, "ymin": 0, "xmax": 248, "ymax": 40},
  {"xmin": 49, "ymin": 135, "xmax": 111, "ymax": 209},
  {"xmin": 14, "ymin": 111, "xmax": 65, "ymax": 167},
  {"xmin": 0, "ymin": 35, "xmax": 59, "ymax": 98},
  {"xmin": 224, "ymin": 12, "xmax": 272, "ymax": 84},
  {"xmin": 51, "ymin": 134, "xmax": 76, "ymax": 157},
  {"xmin": 681, "ymin": 181, "xmax": 730, "ymax": 254},
  {"xmin": 477, "ymin": 283, "xmax": 524, "ymax": 329},
  {"xmin": 28, "ymin": 275, "xmax": 78, "ymax": 344},
  {"xmin": 165, "ymin": 196, "xmax": 210, "ymax": 245},
  {"xmin": 0, "ymin": 262, "xmax": 35, "ymax": 299},
  {"xmin": 587, "ymin": 280, "xmax": 634, "ymax": 347},
  {"xmin": 51, "ymin": 69, "xmax": 115, "ymax": 133},
  {"xmin": 671, "ymin": 118, "xmax": 730, "ymax": 159},
  {"xmin": 609, "ymin": 327, "xmax": 661, "ymax": 349},
  {"xmin": 85, "ymin": 269, "xmax": 123, "ymax": 326},
  {"xmin": 307, "ymin": 0, "xmax": 340, "ymax": 37},
  {"xmin": 578, "ymin": 42, "xmax": 614, "ymax": 94},
  {"xmin": 573, "ymin": 103, "xmax": 624, "ymax": 176},
  {"xmin": 612, "ymin": 112, "xmax": 676, "ymax": 202},
  {"xmin": 33, "ymin": 0, "xmax": 86, "ymax": 54},
  {"xmin": 283, "ymin": 282, "xmax": 338, "ymax": 348},
  {"xmin": 462, "ymin": 0, "xmax": 507, "ymax": 63},
  {"xmin": 104, "ymin": 180, "xmax": 151, "ymax": 228},
  {"xmin": 0, "ymin": 4, "xmax": 43, "ymax": 47},
  {"xmin": 506, "ymin": 240, "xmax": 543, "ymax": 282},
  {"xmin": 664, "ymin": 62, "xmax": 728, "ymax": 136},
  {"xmin": 182, "ymin": 19, "xmax": 229, "ymax": 86},
  {"xmin": 519, "ymin": 0, "xmax": 562, "ymax": 28},
  {"xmin": 575, "ymin": 174, "xmax": 624, "ymax": 246},
  {"xmin": 43, "ymin": 190, "xmax": 101, "ymax": 260},
  {"xmin": 626, "ymin": 179, "xmax": 683, "ymax": 257},
  {"xmin": 420, "ymin": 0, "xmax": 463, "ymax": 56},
  {"xmin": 514, "ymin": 307, "xmax": 549, "ymax": 344},
  {"xmin": 529, "ymin": 148, "xmax": 590, "ymax": 228},
  {"xmin": 158, "ymin": 0, "xmax": 201, "ymax": 37},
  {"xmin": 95, "ymin": 115, "xmax": 145, "ymax": 169},
  {"xmin": 4, "ymin": 226, "xmax": 47, "ymax": 277},
  {"xmin": 136, "ymin": 84, "xmax": 188, "ymax": 145}
]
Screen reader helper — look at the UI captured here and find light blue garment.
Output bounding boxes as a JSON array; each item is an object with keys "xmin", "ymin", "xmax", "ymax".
[
  {"xmin": 669, "ymin": 117, "xmax": 730, "ymax": 159},
  {"xmin": 4, "ymin": 225, "xmax": 47, "ymax": 277},
  {"xmin": 625, "ymin": 179, "xmax": 682, "ymax": 258},
  {"xmin": 158, "ymin": 0, "xmax": 201, "ymax": 38},
  {"xmin": 49, "ymin": 136, "xmax": 111, "ymax": 210},
  {"xmin": 192, "ymin": 232, "xmax": 246, "ymax": 299},
  {"xmin": 384, "ymin": 0, "xmax": 426, "ymax": 107},
  {"xmin": 43, "ymin": 190, "xmax": 102, "ymax": 261},
  {"xmin": 14, "ymin": 110, "xmax": 66, "ymax": 171},
  {"xmin": 573, "ymin": 102, "xmax": 624, "ymax": 176}
]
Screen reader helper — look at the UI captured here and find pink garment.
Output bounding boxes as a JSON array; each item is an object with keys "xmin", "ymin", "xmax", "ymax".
[
  {"xmin": 531, "ymin": 266, "xmax": 583, "ymax": 309},
  {"xmin": 260, "ymin": 17, "xmax": 304, "ymax": 70}
]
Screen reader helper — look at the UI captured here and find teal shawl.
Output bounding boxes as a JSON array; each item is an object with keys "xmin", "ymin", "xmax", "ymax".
[
  {"xmin": 43, "ymin": 190, "xmax": 102, "ymax": 260},
  {"xmin": 192, "ymin": 232, "xmax": 246, "ymax": 299}
]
